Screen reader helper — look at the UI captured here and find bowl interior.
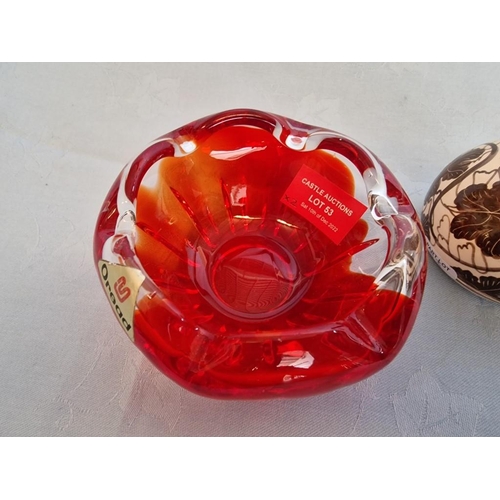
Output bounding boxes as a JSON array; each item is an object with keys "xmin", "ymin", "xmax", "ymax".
[{"xmin": 121, "ymin": 115, "xmax": 391, "ymax": 334}]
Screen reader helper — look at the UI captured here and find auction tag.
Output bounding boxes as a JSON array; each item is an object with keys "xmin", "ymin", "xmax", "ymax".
[
  {"xmin": 281, "ymin": 165, "xmax": 367, "ymax": 244},
  {"xmin": 98, "ymin": 260, "xmax": 146, "ymax": 341}
]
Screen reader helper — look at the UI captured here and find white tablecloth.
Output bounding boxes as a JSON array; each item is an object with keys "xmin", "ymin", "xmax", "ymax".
[{"xmin": 1, "ymin": 62, "xmax": 498, "ymax": 436}]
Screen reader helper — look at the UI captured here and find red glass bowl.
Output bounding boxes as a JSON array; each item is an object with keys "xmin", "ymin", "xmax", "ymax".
[{"xmin": 94, "ymin": 109, "xmax": 427, "ymax": 399}]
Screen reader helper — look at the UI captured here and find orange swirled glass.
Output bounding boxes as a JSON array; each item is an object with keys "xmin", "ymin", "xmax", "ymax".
[{"xmin": 94, "ymin": 109, "xmax": 427, "ymax": 399}]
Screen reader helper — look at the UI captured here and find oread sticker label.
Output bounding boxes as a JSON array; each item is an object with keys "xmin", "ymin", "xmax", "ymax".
[{"xmin": 98, "ymin": 260, "xmax": 146, "ymax": 341}]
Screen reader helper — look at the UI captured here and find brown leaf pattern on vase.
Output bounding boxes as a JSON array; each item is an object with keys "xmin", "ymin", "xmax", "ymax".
[
  {"xmin": 450, "ymin": 182, "xmax": 500, "ymax": 257},
  {"xmin": 442, "ymin": 148, "xmax": 484, "ymax": 181},
  {"xmin": 426, "ymin": 148, "xmax": 485, "ymax": 200},
  {"xmin": 452, "ymin": 267, "xmax": 500, "ymax": 298}
]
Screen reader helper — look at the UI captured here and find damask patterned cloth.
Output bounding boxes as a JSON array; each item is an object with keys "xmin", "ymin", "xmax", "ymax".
[{"xmin": 1, "ymin": 62, "xmax": 499, "ymax": 436}]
